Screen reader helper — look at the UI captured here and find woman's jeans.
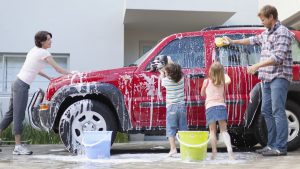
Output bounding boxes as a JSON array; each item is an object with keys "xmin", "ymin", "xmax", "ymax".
[{"xmin": 261, "ymin": 78, "xmax": 289, "ymax": 152}]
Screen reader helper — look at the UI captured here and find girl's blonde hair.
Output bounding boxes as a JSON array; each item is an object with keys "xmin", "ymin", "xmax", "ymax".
[{"xmin": 209, "ymin": 62, "xmax": 225, "ymax": 86}]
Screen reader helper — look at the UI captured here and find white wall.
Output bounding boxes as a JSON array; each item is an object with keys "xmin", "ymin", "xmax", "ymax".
[
  {"xmin": 0, "ymin": 0, "xmax": 260, "ymax": 115},
  {"xmin": 124, "ymin": 30, "xmax": 175, "ymax": 66},
  {"xmin": 124, "ymin": 0, "xmax": 260, "ymax": 65},
  {"xmin": 259, "ymin": 0, "xmax": 300, "ymax": 21},
  {"xmin": 126, "ymin": 0, "xmax": 259, "ymax": 25},
  {"xmin": 0, "ymin": 0, "xmax": 124, "ymax": 72},
  {"xmin": 126, "ymin": 0, "xmax": 236, "ymax": 12},
  {"xmin": 0, "ymin": 0, "xmax": 124, "ymax": 116},
  {"xmin": 0, "ymin": 0, "xmax": 260, "ymax": 74},
  {"xmin": 224, "ymin": 0, "xmax": 260, "ymax": 25},
  {"xmin": 258, "ymin": 0, "xmax": 300, "ymax": 29}
]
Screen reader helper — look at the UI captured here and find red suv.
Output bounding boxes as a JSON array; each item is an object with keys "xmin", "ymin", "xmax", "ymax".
[{"xmin": 28, "ymin": 25, "xmax": 300, "ymax": 154}]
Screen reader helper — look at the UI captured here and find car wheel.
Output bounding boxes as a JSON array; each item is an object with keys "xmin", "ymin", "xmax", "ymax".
[
  {"xmin": 230, "ymin": 132, "xmax": 258, "ymax": 149},
  {"xmin": 58, "ymin": 99, "xmax": 118, "ymax": 154},
  {"xmin": 286, "ymin": 100, "xmax": 300, "ymax": 151},
  {"xmin": 254, "ymin": 100, "xmax": 300, "ymax": 151},
  {"xmin": 254, "ymin": 113, "xmax": 267, "ymax": 147}
]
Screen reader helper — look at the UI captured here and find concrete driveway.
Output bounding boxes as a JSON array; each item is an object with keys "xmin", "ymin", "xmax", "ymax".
[{"xmin": 0, "ymin": 142, "xmax": 300, "ymax": 169}]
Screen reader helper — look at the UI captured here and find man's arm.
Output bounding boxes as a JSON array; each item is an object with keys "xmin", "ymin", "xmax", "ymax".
[
  {"xmin": 247, "ymin": 58, "xmax": 276, "ymax": 75},
  {"xmin": 231, "ymin": 38, "xmax": 251, "ymax": 45},
  {"xmin": 223, "ymin": 36, "xmax": 251, "ymax": 45}
]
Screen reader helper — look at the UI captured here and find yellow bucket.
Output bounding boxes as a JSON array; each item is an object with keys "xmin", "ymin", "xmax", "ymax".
[{"xmin": 177, "ymin": 131, "xmax": 209, "ymax": 161}]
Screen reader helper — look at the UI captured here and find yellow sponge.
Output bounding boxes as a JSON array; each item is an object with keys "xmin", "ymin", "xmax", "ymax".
[{"xmin": 215, "ymin": 37, "xmax": 229, "ymax": 47}]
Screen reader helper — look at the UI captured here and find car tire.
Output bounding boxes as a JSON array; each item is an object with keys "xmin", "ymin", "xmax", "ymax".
[
  {"xmin": 58, "ymin": 99, "xmax": 118, "ymax": 154},
  {"xmin": 254, "ymin": 100, "xmax": 300, "ymax": 151},
  {"xmin": 286, "ymin": 100, "xmax": 300, "ymax": 151},
  {"xmin": 254, "ymin": 113, "xmax": 267, "ymax": 147},
  {"xmin": 230, "ymin": 132, "xmax": 258, "ymax": 149}
]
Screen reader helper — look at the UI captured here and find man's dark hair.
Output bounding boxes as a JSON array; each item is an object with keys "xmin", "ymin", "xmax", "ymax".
[
  {"xmin": 258, "ymin": 5, "xmax": 278, "ymax": 20},
  {"xmin": 164, "ymin": 63, "xmax": 183, "ymax": 83},
  {"xmin": 35, "ymin": 31, "xmax": 52, "ymax": 48}
]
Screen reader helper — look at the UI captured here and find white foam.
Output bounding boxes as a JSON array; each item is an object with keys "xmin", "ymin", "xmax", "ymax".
[
  {"xmin": 32, "ymin": 152, "xmax": 258, "ymax": 164},
  {"xmin": 49, "ymin": 149, "xmax": 66, "ymax": 152}
]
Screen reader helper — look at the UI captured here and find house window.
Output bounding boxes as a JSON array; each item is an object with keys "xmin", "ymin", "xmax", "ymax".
[
  {"xmin": 0, "ymin": 53, "xmax": 69, "ymax": 94},
  {"xmin": 139, "ymin": 40, "xmax": 157, "ymax": 57}
]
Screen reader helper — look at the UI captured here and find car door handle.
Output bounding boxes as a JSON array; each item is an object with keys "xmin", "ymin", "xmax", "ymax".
[{"xmin": 187, "ymin": 73, "xmax": 206, "ymax": 79}]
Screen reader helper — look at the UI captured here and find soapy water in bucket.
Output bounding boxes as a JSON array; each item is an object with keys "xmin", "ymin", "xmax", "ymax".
[
  {"xmin": 176, "ymin": 131, "xmax": 210, "ymax": 161},
  {"xmin": 82, "ymin": 131, "xmax": 112, "ymax": 159}
]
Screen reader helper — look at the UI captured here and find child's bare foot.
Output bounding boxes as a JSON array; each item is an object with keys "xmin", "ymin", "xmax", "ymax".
[
  {"xmin": 167, "ymin": 149, "xmax": 177, "ymax": 157},
  {"xmin": 210, "ymin": 152, "xmax": 217, "ymax": 160},
  {"xmin": 228, "ymin": 152, "xmax": 235, "ymax": 160}
]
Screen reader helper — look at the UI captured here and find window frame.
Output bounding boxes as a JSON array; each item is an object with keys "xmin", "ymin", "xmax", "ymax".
[
  {"xmin": 154, "ymin": 36, "xmax": 205, "ymax": 69},
  {"xmin": 0, "ymin": 53, "xmax": 69, "ymax": 94}
]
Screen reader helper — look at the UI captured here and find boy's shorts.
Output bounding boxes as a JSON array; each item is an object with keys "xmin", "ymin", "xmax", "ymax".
[{"xmin": 166, "ymin": 103, "xmax": 188, "ymax": 137}]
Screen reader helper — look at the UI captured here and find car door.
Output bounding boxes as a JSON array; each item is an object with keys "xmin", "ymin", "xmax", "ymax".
[
  {"xmin": 157, "ymin": 35, "xmax": 207, "ymax": 128},
  {"xmin": 213, "ymin": 33, "xmax": 261, "ymax": 125},
  {"xmin": 131, "ymin": 34, "xmax": 207, "ymax": 130}
]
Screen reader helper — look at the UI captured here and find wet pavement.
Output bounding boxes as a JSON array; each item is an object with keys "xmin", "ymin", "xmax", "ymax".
[{"xmin": 0, "ymin": 141, "xmax": 300, "ymax": 169}]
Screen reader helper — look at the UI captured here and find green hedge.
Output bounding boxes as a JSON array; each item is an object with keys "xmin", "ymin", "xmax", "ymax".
[
  {"xmin": 1, "ymin": 124, "xmax": 128, "ymax": 144},
  {"xmin": 1, "ymin": 124, "xmax": 61, "ymax": 144}
]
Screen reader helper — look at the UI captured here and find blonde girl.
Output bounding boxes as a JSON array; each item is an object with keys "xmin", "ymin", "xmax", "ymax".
[{"xmin": 200, "ymin": 62, "xmax": 234, "ymax": 160}]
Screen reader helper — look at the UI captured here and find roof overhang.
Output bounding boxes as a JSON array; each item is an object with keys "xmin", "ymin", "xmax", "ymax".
[
  {"xmin": 124, "ymin": 9, "xmax": 235, "ymax": 32},
  {"xmin": 282, "ymin": 11, "xmax": 300, "ymax": 30}
]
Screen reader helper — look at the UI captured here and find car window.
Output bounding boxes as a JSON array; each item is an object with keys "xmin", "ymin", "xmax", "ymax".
[
  {"xmin": 292, "ymin": 38, "xmax": 300, "ymax": 63},
  {"xmin": 134, "ymin": 47, "xmax": 154, "ymax": 66},
  {"xmin": 156, "ymin": 36, "xmax": 205, "ymax": 68},
  {"xmin": 215, "ymin": 34, "xmax": 261, "ymax": 66}
]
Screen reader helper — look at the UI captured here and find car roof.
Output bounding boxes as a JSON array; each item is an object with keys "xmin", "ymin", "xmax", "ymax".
[
  {"xmin": 201, "ymin": 25, "xmax": 266, "ymax": 31},
  {"xmin": 201, "ymin": 25, "xmax": 297, "ymax": 31}
]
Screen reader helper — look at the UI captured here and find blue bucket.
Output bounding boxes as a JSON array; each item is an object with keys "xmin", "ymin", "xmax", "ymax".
[{"xmin": 82, "ymin": 131, "xmax": 112, "ymax": 159}]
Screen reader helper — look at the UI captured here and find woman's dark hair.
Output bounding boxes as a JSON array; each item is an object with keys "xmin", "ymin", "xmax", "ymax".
[
  {"xmin": 258, "ymin": 5, "xmax": 278, "ymax": 20},
  {"xmin": 164, "ymin": 63, "xmax": 183, "ymax": 83},
  {"xmin": 35, "ymin": 31, "xmax": 52, "ymax": 48}
]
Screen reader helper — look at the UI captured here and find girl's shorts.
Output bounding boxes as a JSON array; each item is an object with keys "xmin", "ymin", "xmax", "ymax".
[{"xmin": 206, "ymin": 105, "xmax": 228, "ymax": 126}]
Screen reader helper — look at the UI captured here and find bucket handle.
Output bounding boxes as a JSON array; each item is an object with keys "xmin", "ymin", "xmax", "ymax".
[
  {"xmin": 176, "ymin": 133, "xmax": 210, "ymax": 148},
  {"xmin": 82, "ymin": 132, "xmax": 112, "ymax": 147}
]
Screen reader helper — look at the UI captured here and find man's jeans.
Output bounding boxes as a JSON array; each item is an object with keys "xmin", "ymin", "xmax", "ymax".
[{"xmin": 261, "ymin": 78, "xmax": 290, "ymax": 152}]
